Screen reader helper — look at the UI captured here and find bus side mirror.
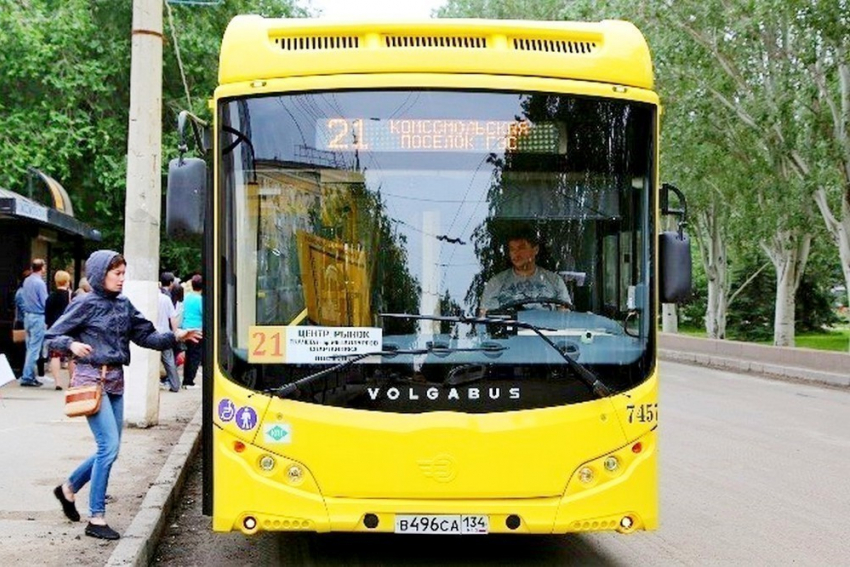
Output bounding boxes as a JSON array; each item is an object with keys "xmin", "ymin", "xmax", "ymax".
[
  {"xmin": 166, "ymin": 110, "xmax": 209, "ymax": 237},
  {"xmin": 659, "ymin": 183, "xmax": 692, "ymax": 303},
  {"xmin": 166, "ymin": 156, "xmax": 207, "ymax": 236}
]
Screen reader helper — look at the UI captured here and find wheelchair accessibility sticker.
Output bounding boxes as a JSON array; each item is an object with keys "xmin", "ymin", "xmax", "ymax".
[{"xmin": 217, "ymin": 399, "xmax": 236, "ymax": 422}]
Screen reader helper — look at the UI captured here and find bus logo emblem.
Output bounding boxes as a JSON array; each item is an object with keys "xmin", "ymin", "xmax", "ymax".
[{"xmin": 417, "ymin": 454, "xmax": 457, "ymax": 483}]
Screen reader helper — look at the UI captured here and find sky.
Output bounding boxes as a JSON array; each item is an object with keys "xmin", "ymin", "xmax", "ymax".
[{"xmin": 306, "ymin": 0, "xmax": 446, "ymax": 19}]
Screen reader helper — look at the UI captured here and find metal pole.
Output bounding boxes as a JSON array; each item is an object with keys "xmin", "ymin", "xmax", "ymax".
[
  {"xmin": 74, "ymin": 238, "xmax": 82, "ymax": 289},
  {"xmin": 122, "ymin": 0, "xmax": 164, "ymax": 427}
]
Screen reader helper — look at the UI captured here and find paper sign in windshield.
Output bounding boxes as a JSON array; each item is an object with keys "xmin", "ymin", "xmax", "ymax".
[{"xmin": 248, "ymin": 326, "xmax": 382, "ymax": 364}]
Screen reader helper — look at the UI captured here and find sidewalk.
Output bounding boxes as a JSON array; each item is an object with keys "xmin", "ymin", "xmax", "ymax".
[
  {"xmin": 659, "ymin": 332, "xmax": 850, "ymax": 387},
  {"xmin": 0, "ymin": 369, "xmax": 201, "ymax": 567}
]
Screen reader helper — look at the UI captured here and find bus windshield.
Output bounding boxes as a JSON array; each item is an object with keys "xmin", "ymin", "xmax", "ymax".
[{"xmin": 219, "ymin": 89, "xmax": 655, "ymax": 413}]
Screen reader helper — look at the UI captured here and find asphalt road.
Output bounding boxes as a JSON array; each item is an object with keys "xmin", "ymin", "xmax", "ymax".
[{"xmin": 154, "ymin": 361, "xmax": 850, "ymax": 565}]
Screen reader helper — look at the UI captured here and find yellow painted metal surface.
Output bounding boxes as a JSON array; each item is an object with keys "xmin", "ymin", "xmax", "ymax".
[
  {"xmin": 219, "ymin": 17, "xmax": 653, "ymax": 90},
  {"xmin": 214, "ymin": 73, "xmax": 659, "ymax": 106},
  {"xmin": 212, "ymin": 368, "xmax": 659, "ymax": 534},
  {"xmin": 255, "ymin": 397, "xmax": 627, "ymax": 499}
]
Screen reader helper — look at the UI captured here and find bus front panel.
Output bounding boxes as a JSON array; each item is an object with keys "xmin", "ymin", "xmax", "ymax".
[{"xmin": 211, "ymin": 86, "xmax": 658, "ymax": 534}]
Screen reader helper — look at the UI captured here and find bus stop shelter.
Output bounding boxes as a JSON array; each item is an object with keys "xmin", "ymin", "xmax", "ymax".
[{"xmin": 0, "ymin": 169, "xmax": 101, "ymax": 374}]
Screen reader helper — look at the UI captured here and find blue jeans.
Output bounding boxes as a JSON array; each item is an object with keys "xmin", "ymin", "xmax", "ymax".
[
  {"xmin": 161, "ymin": 349, "xmax": 180, "ymax": 391},
  {"xmin": 68, "ymin": 393, "xmax": 124, "ymax": 518},
  {"xmin": 22, "ymin": 313, "xmax": 45, "ymax": 382}
]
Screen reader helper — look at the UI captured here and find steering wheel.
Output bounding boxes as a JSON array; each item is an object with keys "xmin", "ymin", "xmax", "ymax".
[{"xmin": 491, "ymin": 296, "xmax": 573, "ymax": 313}]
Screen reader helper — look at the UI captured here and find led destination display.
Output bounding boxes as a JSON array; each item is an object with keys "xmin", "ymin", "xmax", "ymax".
[{"xmin": 316, "ymin": 118, "xmax": 564, "ymax": 153}]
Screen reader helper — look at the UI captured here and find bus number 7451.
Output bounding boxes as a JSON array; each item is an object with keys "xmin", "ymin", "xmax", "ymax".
[{"xmin": 626, "ymin": 403, "xmax": 658, "ymax": 424}]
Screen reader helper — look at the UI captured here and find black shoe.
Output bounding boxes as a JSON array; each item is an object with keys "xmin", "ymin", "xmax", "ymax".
[
  {"xmin": 85, "ymin": 522, "xmax": 120, "ymax": 540},
  {"xmin": 54, "ymin": 485, "xmax": 80, "ymax": 522},
  {"xmin": 20, "ymin": 380, "xmax": 43, "ymax": 387}
]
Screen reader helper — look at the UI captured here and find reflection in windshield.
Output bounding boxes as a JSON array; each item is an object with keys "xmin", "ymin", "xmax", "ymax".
[{"xmin": 219, "ymin": 90, "xmax": 655, "ymax": 412}]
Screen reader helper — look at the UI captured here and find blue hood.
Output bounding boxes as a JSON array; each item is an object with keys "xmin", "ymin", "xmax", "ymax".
[{"xmin": 85, "ymin": 249, "xmax": 120, "ymax": 297}]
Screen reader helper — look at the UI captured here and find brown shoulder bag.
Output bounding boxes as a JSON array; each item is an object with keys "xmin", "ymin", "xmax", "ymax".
[{"xmin": 64, "ymin": 366, "xmax": 105, "ymax": 418}]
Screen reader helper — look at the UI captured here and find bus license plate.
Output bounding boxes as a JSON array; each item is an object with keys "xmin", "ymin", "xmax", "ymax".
[{"xmin": 394, "ymin": 514, "xmax": 489, "ymax": 534}]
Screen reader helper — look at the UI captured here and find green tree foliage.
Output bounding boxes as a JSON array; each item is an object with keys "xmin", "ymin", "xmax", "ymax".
[
  {"xmin": 678, "ymin": 254, "xmax": 708, "ymax": 328},
  {"xmin": 795, "ymin": 273, "xmax": 842, "ymax": 333},
  {"xmin": 0, "ymin": 0, "xmax": 133, "ymax": 248},
  {"xmin": 438, "ymin": 0, "xmax": 848, "ymax": 344},
  {"xmin": 725, "ymin": 254, "xmax": 839, "ymax": 341},
  {"xmin": 0, "ymin": 0, "xmax": 307, "ymax": 273},
  {"xmin": 725, "ymin": 254, "xmax": 776, "ymax": 342},
  {"xmin": 794, "ymin": 237, "xmax": 844, "ymax": 332},
  {"xmin": 439, "ymin": 290, "xmax": 463, "ymax": 335},
  {"xmin": 648, "ymin": 0, "xmax": 839, "ymax": 345},
  {"xmin": 436, "ymin": 0, "xmax": 563, "ymax": 19},
  {"xmin": 715, "ymin": 231, "xmax": 840, "ymax": 341}
]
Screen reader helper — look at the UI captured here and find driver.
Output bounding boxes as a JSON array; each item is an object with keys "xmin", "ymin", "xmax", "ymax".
[{"xmin": 479, "ymin": 232, "xmax": 571, "ymax": 315}]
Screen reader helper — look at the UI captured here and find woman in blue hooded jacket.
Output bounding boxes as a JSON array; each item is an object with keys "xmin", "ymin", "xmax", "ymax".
[{"xmin": 45, "ymin": 250, "xmax": 201, "ymax": 540}]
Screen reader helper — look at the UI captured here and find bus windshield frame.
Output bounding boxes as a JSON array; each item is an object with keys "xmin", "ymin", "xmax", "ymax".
[{"xmin": 217, "ymin": 88, "xmax": 657, "ymax": 413}]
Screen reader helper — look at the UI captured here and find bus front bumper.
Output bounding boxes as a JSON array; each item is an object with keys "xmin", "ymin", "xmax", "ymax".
[{"xmin": 213, "ymin": 429, "xmax": 657, "ymax": 535}]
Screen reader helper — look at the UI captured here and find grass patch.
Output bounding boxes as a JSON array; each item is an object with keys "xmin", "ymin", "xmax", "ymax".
[
  {"xmin": 677, "ymin": 326, "xmax": 707, "ymax": 338},
  {"xmin": 666, "ymin": 326, "xmax": 850, "ymax": 352},
  {"xmin": 796, "ymin": 328, "xmax": 850, "ymax": 352}
]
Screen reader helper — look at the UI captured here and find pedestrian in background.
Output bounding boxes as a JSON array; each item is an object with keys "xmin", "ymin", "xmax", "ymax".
[
  {"xmin": 45, "ymin": 250, "xmax": 201, "ymax": 540},
  {"xmin": 170, "ymin": 282, "xmax": 185, "ymax": 368},
  {"xmin": 157, "ymin": 272, "xmax": 181, "ymax": 393},
  {"xmin": 170, "ymin": 281, "xmax": 185, "ymax": 327},
  {"xmin": 45, "ymin": 270, "xmax": 73, "ymax": 390},
  {"xmin": 19, "ymin": 259, "xmax": 48, "ymax": 387},
  {"xmin": 181, "ymin": 274, "xmax": 204, "ymax": 389},
  {"xmin": 73, "ymin": 276, "xmax": 92, "ymax": 299},
  {"xmin": 13, "ymin": 268, "xmax": 30, "ymax": 337}
]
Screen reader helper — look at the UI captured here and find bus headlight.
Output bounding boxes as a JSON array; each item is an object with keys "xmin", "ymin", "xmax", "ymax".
[
  {"xmin": 578, "ymin": 467, "xmax": 594, "ymax": 484},
  {"xmin": 604, "ymin": 456, "xmax": 619, "ymax": 472},
  {"xmin": 287, "ymin": 464, "xmax": 304, "ymax": 484},
  {"xmin": 259, "ymin": 455, "xmax": 276, "ymax": 471}
]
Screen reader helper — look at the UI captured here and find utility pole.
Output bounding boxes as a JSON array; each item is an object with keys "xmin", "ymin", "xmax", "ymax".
[{"xmin": 122, "ymin": 0, "xmax": 164, "ymax": 427}]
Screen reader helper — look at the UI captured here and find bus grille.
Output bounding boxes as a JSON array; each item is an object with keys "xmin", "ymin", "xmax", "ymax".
[
  {"xmin": 274, "ymin": 36, "xmax": 360, "ymax": 50},
  {"xmin": 271, "ymin": 35, "xmax": 596, "ymax": 54},
  {"xmin": 512, "ymin": 38, "xmax": 597, "ymax": 54},
  {"xmin": 384, "ymin": 35, "xmax": 487, "ymax": 48}
]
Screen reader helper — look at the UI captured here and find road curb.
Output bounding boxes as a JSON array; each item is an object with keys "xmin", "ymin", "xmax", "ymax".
[
  {"xmin": 660, "ymin": 349, "xmax": 850, "ymax": 388},
  {"xmin": 106, "ymin": 406, "xmax": 203, "ymax": 567}
]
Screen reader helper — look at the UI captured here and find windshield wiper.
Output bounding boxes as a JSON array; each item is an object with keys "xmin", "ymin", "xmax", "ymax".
[
  {"xmin": 268, "ymin": 343, "xmax": 508, "ymax": 398},
  {"xmin": 380, "ymin": 312, "xmax": 613, "ymax": 398}
]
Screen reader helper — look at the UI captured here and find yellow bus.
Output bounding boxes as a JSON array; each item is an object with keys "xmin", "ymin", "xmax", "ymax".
[{"xmin": 167, "ymin": 16, "xmax": 691, "ymax": 536}]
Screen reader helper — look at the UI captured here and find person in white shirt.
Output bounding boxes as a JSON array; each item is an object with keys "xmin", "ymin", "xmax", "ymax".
[
  {"xmin": 479, "ymin": 232, "xmax": 571, "ymax": 315},
  {"xmin": 157, "ymin": 272, "xmax": 180, "ymax": 392}
]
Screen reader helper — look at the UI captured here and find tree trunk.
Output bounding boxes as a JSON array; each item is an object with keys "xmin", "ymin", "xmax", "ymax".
[
  {"xmin": 696, "ymin": 205, "xmax": 729, "ymax": 339},
  {"xmin": 761, "ymin": 230, "xmax": 812, "ymax": 347},
  {"xmin": 772, "ymin": 263, "xmax": 797, "ymax": 347},
  {"xmin": 705, "ymin": 276, "xmax": 728, "ymax": 339},
  {"xmin": 813, "ymin": 187, "xmax": 850, "ymax": 348}
]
